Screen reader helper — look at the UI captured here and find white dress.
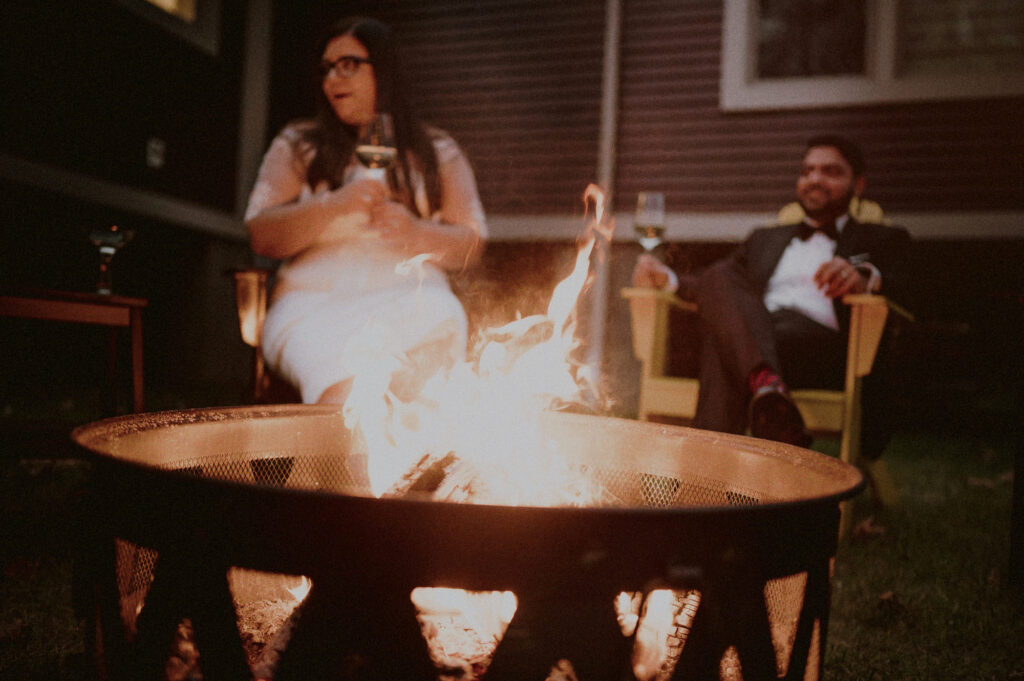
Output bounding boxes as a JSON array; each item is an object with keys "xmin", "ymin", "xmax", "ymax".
[{"xmin": 245, "ymin": 122, "xmax": 487, "ymax": 403}]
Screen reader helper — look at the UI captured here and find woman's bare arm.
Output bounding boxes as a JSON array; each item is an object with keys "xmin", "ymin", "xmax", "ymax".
[{"xmin": 247, "ymin": 179, "xmax": 388, "ymax": 259}]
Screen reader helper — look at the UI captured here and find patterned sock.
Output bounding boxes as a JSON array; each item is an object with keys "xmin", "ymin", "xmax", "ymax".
[{"xmin": 748, "ymin": 365, "xmax": 788, "ymax": 395}]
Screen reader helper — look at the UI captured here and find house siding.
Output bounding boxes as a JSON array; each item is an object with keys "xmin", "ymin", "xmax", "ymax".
[
  {"xmin": 616, "ymin": 0, "xmax": 1023, "ymax": 216},
  {"xmin": 342, "ymin": 0, "xmax": 608, "ymax": 217},
  {"xmin": 362, "ymin": 0, "xmax": 1023, "ymax": 222}
]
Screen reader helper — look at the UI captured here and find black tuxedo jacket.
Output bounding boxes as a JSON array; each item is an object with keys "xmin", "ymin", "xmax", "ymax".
[
  {"xmin": 690, "ymin": 218, "xmax": 912, "ymax": 457},
  {"xmin": 721, "ymin": 218, "xmax": 912, "ymax": 328}
]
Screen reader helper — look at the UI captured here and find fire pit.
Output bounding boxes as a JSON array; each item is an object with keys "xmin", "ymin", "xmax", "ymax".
[{"xmin": 72, "ymin": 404, "xmax": 862, "ymax": 681}]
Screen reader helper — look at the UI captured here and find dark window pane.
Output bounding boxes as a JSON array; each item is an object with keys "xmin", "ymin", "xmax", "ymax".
[
  {"xmin": 899, "ymin": 0, "xmax": 1024, "ymax": 77},
  {"xmin": 143, "ymin": 0, "xmax": 197, "ymax": 23},
  {"xmin": 757, "ymin": 0, "xmax": 867, "ymax": 78}
]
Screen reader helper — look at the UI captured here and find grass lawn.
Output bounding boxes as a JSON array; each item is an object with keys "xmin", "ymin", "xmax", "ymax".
[
  {"xmin": 827, "ymin": 430, "xmax": 1023, "ymax": 680},
  {"xmin": 1, "ymin": 426, "xmax": 1021, "ymax": 680},
  {"xmin": 1, "ymin": 458, "xmax": 90, "ymax": 681}
]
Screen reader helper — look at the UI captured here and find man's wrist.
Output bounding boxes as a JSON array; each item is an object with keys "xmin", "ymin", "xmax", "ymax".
[
  {"xmin": 664, "ymin": 267, "xmax": 679, "ymax": 293},
  {"xmin": 853, "ymin": 263, "xmax": 882, "ymax": 293}
]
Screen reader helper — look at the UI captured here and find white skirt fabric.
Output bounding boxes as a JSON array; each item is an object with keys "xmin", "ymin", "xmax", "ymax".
[{"xmin": 262, "ymin": 236, "xmax": 467, "ymax": 404}]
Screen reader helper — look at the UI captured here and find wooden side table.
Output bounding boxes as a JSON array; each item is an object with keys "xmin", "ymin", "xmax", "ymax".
[{"xmin": 0, "ymin": 290, "xmax": 147, "ymax": 412}]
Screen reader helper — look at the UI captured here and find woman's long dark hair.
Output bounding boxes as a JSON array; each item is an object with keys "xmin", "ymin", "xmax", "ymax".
[{"xmin": 302, "ymin": 17, "xmax": 441, "ymax": 216}]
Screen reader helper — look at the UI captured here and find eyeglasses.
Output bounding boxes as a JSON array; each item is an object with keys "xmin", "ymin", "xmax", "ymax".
[{"xmin": 319, "ymin": 55, "xmax": 372, "ymax": 79}]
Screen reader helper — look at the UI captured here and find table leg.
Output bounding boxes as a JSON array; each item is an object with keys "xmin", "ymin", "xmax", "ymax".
[
  {"xmin": 130, "ymin": 308, "xmax": 144, "ymax": 412},
  {"xmin": 107, "ymin": 328, "xmax": 119, "ymax": 414}
]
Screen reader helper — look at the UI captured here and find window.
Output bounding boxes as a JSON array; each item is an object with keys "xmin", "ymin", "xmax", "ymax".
[
  {"xmin": 757, "ymin": 0, "xmax": 867, "ymax": 79},
  {"xmin": 143, "ymin": 0, "xmax": 196, "ymax": 23},
  {"xmin": 721, "ymin": 0, "xmax": 1024, "ymax": 110},
  {"xmin": 114, "ymin": 0, "xmax": 221, "ymax": 55}
]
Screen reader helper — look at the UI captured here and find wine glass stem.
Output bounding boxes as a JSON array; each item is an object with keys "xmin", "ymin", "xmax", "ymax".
[{"xmin": 98, "ymin": 248, "xmax": 114, "ymax": 294}]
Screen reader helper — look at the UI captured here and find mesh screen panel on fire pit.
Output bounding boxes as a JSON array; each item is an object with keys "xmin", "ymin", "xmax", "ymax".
[{"xmin": 73, "ymin": 405, "xmax": 862, "ymax": 681}]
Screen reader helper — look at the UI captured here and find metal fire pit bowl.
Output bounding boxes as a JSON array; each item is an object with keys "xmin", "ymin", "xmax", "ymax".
[{"xmin": 73, "ymin": 404, "xmax": 863, "ymax": 681}]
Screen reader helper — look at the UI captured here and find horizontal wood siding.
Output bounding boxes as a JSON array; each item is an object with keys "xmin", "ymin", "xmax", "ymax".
[
  {"xmin": 268, "ymin": 1, "xmax": 1021, "ymax": 230},
  {"xmin": 615, "ymin": 0, "xmax": 1024, "ymax": 222},
  {"xmin": 1, "ymin": 1, "xmax": 247, "ymax": 212},
  {"xmin": 378, "ymin": 1, "xmax": 608, "ymax": 216}
]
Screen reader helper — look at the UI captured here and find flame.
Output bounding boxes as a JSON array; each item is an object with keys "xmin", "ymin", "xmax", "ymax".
[
  {"xmin": 616, "ymin": 588, "xmax": 702, "ymax": 681},
  {"xmin": 342, "ymin": 183, "xmax": 613, "ymax": 502},
  {"xmin": 395, "ymin": 252, "xmax": 435, "ymax": 278},
  {"xmin": 338, "ymin": 185, "xmax": 621, "ymax": 675},
  {"xmin": 632, "ymin": 589, "xmax": 675, "ymax": 681},
  {"xmin": 287, "ymin": 576, "xmax": 312, "ymax": 603},
  {"xmin": 329, "ymin": 186, "xmax": 699, "ymax": 679},
  {"xmin": 615, "ymin": 591, "xmax": 642, "ymax": 636}
]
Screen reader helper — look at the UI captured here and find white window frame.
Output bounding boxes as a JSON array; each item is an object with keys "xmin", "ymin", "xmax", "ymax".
[
  {"xmin": 113, "ymin": 0, "xmax": 221, "ymax": 55},
  {"xmin": 721, "ymin": 0, "xmax": 1024, "ymax": 111}
]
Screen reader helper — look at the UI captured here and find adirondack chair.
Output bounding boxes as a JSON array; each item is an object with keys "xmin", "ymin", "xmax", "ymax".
[{"xmin": 622, "ymin": 199, "xmax": 911, "ymax": 536}]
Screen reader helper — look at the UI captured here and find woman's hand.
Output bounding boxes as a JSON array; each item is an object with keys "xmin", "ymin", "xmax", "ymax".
[
  {"xmin": 247, "ymin": 178, "xmax": 391, "ymax": 257},
  {"xmin": 315, "ymin": 179, "xmax": 391, "ymax": 244},
  {"xmin": 368, "ymin": 199, "xmax": 425, "ymax": 256},
  {"xmin": 368, "ymin": 199, "xmax": 481, "ymax": 270},
  {"xmin": 322, "ymin": 178, "xmax": 390, "ymax": 217}
]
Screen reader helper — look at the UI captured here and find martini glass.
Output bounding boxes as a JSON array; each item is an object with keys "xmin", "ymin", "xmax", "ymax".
[{"xmin": 89, "ymin": 225, "xmax": 134, "ymax": 295}]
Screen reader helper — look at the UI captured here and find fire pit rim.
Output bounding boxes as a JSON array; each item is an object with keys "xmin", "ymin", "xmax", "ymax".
[
  {"xmin": 71, "ymin": 404, "xmax": 862, "ymax": 661},
  {"xmin": 70, "ymin": 404, "xmax": 866, "ymax": 514}
]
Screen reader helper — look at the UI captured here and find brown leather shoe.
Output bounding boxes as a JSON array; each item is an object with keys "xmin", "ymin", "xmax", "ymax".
[{"xmin": 748, "ymin": 386, "xmax": 812, "ymax": 448}]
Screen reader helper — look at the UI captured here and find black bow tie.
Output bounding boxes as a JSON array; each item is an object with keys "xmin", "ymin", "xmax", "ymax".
[{"xmin": 797, "ymin": 220, "xmax": 838, "ymax": 241}]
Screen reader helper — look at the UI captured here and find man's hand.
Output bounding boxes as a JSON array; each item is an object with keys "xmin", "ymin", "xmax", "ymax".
[
  {"xmin": 815, "ymin": 256, "xmax": 867, "ymax": 298},
  {"xmin": 632, "ymin": 254, "xmax": 672, "ymax": 290}
]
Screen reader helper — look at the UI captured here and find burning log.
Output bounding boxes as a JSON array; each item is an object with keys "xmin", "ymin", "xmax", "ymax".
[
  {"xmin": 385, "ymin": 452, "xmax": 460, "ymax": 498},
  {"xmin": 383, "ymin": 451, "xmax": 514, "ymax": 505}
]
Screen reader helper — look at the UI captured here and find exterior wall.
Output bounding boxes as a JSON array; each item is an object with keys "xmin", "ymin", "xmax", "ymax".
[
  {"xmin": 0, "ymin": 1, "xmax": 247, "ymax": 214},
  {"xmin": 4, "ymin": 0, "xmax": 1019, "ymax": 237},
  {"xmin": 615, "ymin": 0, "xmax": 1024, "ymax": 216},
  {"xmin": 267, "ymin": 0, "xmax": 608, "ymax": 218},
  {"xmin": 358, "ymin": 0, "xmax": 1024, "ymax": 239}
]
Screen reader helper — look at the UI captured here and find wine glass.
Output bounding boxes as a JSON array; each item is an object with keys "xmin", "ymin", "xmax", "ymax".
[
  {"xmin": 89, "ymin": 225, "xmax": 134, "ymax": 295},
  {"xmin": 634, "ymin": 191, "xmax": 666, "ymax": 252},
  {"xmin": 355, "ymin": 112, "xmax": 397, "ymax": 181}
]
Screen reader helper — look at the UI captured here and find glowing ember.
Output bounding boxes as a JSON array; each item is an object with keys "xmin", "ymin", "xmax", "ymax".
[
  {"xmin": 411, "ymin": 588, "xmax": 517, "ymax": 676},
  {"xmin": 614, "ymin": 589, "xmax": 703, "ymax": 681}
]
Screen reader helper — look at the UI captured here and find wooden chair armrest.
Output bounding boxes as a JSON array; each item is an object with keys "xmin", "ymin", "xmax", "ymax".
[
  {"xmin": 227, "ymin": 267, "xmax": 276, "ymax": 278},
  {"xmin": 622, "ymin": 286, "xmax": 914, "ymax": 384},
  {"xmin": 841, "ymin": 293, "xmax": 915, "ymax": 322},
  {"xmin": 621, "ymin": 287, "xmax": 698, "ymax": 313},
  {"xmin": 621, "ymin": 287, "xmax": 696, "ymax": 368},
  {"xmin": 228, "ymin": 268, "xmax": 272, "ymax": 348},
  {"xmin": 840, "ymin": 294, "xmax": 913, "ymax": 379}
]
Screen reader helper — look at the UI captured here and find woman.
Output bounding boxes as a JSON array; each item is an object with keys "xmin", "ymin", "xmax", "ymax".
[{"xmin": 245, "ymin": 17, "xmax": 487, "ymax": 405}]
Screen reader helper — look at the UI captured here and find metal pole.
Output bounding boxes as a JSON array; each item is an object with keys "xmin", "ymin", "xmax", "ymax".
[
  {"xmin": 235, "ymin": 0, "xmax": 273, "ymax": 218},
  {"xmin": 587, "ymin": 0, "xmax": 622, "ymax": 390}
]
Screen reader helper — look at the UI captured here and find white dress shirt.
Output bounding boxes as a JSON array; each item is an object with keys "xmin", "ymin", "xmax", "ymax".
[
  {"xmin": 763, "ymin": 216, "xmax": 848, "ymax": 330},
  {"xmin": 661, "ymin": 214, "xmax": 882, "ymax": 332}
]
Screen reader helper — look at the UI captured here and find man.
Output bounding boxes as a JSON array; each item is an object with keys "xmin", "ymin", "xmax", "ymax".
[{"xmin": 633, "ymin": 135, "xmax": 910, "ymax": 451}]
